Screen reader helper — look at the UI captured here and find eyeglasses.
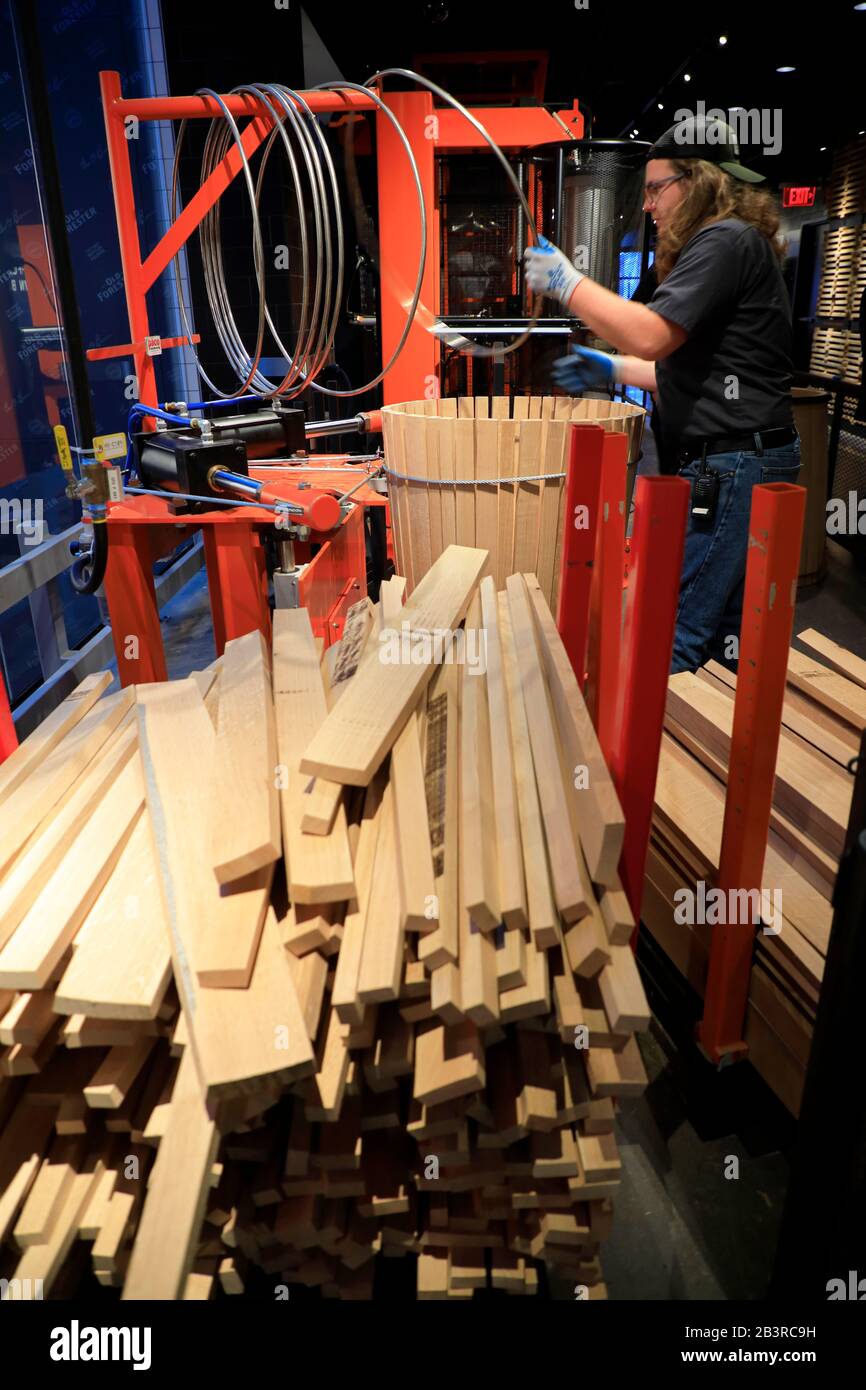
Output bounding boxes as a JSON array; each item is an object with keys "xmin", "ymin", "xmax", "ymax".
[{"xmin": 644, "ymin": 172, "xmax": 688, "ymax": 206}]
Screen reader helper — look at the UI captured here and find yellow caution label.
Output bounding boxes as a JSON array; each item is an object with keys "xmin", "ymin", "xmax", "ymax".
[
  {"xmin": 53, "ymin": 424, "xmax": 73, "ymax": 473},
  {"xmin": 93, "ymin": 431, "xmax": 127, "ymax": 463}
]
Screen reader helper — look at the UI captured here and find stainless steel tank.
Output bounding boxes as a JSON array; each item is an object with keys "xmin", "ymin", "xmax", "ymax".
[{"xmin": 559, "ymin": 140, "xmax": 651, "ymax": 294}]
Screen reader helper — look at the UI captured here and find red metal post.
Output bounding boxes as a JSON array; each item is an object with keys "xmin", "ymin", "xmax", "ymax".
[
  {"xmin": 585, "ymin": 430, "xmax": 628, "ymax": 751},
  {"xmin": 102, "ymin": 521, "xmax": 167, "ymax": 685},
  {"xmin": 98, "ymin": 71, "xmax": 158, "ymax": 408},
  {"xmin": 0, "ymin": 666, "xmax": 18, "ymax": 763},
  {"xmin": 202, "ymin": 526, "xmax": 270, "ymax": 656},
  {"xmin": 376, "ymin": 91, "xmax": 439, "ymax": 405},
  {"xmin": 556, "ymin": 423, "xmax": 605, "ymax": 683},
  {"xmin": 698, "ymin": 482, "xmax": 806, "ymax": 1063},
  {"xmin": 610, "ymin": 475, "xmax": 690, "ymax": 923}
]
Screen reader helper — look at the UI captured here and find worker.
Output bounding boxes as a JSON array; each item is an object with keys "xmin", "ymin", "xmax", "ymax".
[{"xmin": 523, "ymin": 116, "xmax": 800, "ymax": 673}]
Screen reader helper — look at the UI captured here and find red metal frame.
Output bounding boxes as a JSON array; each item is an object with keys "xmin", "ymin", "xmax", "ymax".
[
  {"xmin": 103, "ymin": 478, "xmax": 367, "ymax": 686},
  {"xmin": 556, "ymin": 423, "xmax": 605, "ymax": 683},
  {"xmin": 89, "ymin": 73, "xmax": 585, "ymax": 682},
  {"xmin": 94, "ymin": 73, "xmax": 584, "ymax": 409},
  {"xmin": 375, "ymin": 92, "xmax": 584, "ymax": 403},
  {"xmin": 93, "ymin": 73, "xmax": 379, "ymax": 406},
  {"xmin": 609, "ymin": 476, "xmax": 690, "ymax": 923},
  {"xmin": 0, "ymin": 666, "xmax": 18, "ymax": 764},
  {"xmin": 586, "ymin": 432, "xmax": 627, "ymax": 760},
  {"xmin": 90, "ymin": 74, "xmax": 385, "ymax": 681},
  {"xmin": 697, "ymin": 482, "xmax": 806, "ymax": 1063}
]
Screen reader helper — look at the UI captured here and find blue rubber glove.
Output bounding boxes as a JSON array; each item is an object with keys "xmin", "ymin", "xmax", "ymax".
[
  {"xmin": 551, "ymin": 345, "xmax": 622, "ymax": 395},
  {"xmin": 523, "ymin": 235, "xmax": 585, "ymax": 306}
]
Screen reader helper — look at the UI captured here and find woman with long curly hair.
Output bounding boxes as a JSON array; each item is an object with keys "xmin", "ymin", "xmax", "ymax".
[{"xmin": 524, "ymin": 116, "xmax": 799, "ymax": 673}]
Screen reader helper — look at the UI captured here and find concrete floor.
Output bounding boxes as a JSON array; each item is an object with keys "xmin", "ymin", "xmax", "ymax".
[{"xmin": 141, "ymin": 467, "xmax": 860, "ymax": 1302}]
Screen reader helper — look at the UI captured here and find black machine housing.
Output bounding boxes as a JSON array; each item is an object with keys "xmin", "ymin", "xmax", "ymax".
[{"xmin": 132, "ymin": 405, "xmax": 306, "ymax": 514}]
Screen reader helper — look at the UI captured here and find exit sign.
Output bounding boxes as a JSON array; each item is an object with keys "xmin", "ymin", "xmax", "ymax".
[{"xmin": 782, "ymin": 186, "xmax": 817, "ymax": 208}]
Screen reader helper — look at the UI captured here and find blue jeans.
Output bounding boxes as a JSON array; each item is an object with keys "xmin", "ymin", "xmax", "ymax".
[{"xmin": 671, "ymin": 440, "xmax": 801, "ymax": 674}]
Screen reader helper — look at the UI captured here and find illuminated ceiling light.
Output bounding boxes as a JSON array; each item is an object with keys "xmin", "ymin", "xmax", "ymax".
[
  {"xmin": 776, "ymin": 65, "xmax": 796, "ymax": 73},
  {"xmin": 718, "ymin": 35, "xmax": 728, "ymax": 44},
  {"xmin": 657, "ymin": 102, "xmax": 664, "ymax": 110},
  {"xmin": 683, "ymin": 73, "xmax": 691, "ymax": 82}
]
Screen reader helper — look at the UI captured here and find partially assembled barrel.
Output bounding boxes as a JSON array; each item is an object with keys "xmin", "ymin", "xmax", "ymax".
[{"xmin": 381, "ymin": 394, "xmax": 645, "ymax": 610}]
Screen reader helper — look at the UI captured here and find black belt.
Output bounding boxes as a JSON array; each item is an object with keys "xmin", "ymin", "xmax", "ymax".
[{"xmin": 676, "ymin": 425, "xmax": 797, "ymax": 466}]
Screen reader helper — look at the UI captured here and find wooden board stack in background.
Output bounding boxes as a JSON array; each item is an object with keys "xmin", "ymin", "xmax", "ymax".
[
  {"xmin": 0, "ymin": 546, "xmax": 648, "ymax": 1301},
  {"xmin": 644, "ymin": 632, "xmax": 859, "ymax": 1117}
]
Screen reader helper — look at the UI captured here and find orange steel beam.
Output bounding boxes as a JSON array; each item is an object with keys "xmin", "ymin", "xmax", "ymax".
[
  {"xmin": 97, "ymin": 72, "xmax": 378, "ymax": 406},
  {"xmin": 697, "ymin": 482, "xmax": 806, "ymax": 1064},
  {"xmin": 610, "ymin": 475, "xmax": 689, "ymax": 924},
  {"xmin": 110, "ymin": 90, "xmax": 377, "ymax": 121},
  {"xmin": 376, "ymin": 90, "xmax": 440, "ymax": 406},
  {"xmin": 585, "ymin": 430, "xmax": 627, "ymax": 753},
  {"xmin": 100, "ymin": 70, "xmax": 160, "ymax": 406},
  {"xmin": 98, "ymin": 71, "xmax": 584, "ymax": 412},
  {"xmin": 86, "ymin": 334, "xmax": 200, "ymax": 362},
  {"xmin": 556, "ymin": 423, "xmax": 605, "ymax": 684},
  {"xmin": 140, "ymin": 115, "xmax": 275, "ymax": 292},
  {"xmin": 434, "ymin": 102, "xmax": 584, "ymax": 149}
]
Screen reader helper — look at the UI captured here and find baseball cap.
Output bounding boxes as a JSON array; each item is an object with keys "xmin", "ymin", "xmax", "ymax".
[{"xmin": 648, "ymin": 114, "xmax": 766, "ymax": 183}]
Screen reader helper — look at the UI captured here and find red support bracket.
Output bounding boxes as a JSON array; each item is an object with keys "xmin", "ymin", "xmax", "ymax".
[
  {"xmin": 202, "ymin": 525, "xmax": 271, "ymax": 657},
  {"xmin": 102, "ymin": 521, "xmax": 168, "ymax": 685},
  {"xmin": 86, "ymin": 334, "xmax": 200, "ymax": 363},
  {"xmin": 698, "ymin": 482, "xmax": 806, "ymax": 1064},
  {"xmin": 586, "ymin": 430, "xmax": 628, "ymax": 752},
  {"xmin": 610, "ymin": 475, "xmax": 690, "ymax": 924},
  {"xmin": 555, "ymin": 423, "xmax": 605, "ymax": 683}
]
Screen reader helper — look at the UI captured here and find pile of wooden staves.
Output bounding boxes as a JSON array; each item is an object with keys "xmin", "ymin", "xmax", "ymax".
[
  {"xmin": 0, "ymin": 544, "xmax": 649, "ymax": 1301},
  {"xmin": 644, "ymin": 628, "xmax": 862, "ymax": 1116}
]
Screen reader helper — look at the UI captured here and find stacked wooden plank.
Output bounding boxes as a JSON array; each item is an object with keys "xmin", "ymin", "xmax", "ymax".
[
  {"xmin": 644, "ymin": 630, "xmax": 860, "ymax": 1116},
  {"xmin": 0, "ymin": 545, "xmax": 648, "ymax": 1301}
]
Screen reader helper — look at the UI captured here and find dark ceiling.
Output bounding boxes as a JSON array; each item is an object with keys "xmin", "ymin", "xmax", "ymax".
[{"xmin": 299, "ymin": 0, "xmax": 865, "ymax": 187}]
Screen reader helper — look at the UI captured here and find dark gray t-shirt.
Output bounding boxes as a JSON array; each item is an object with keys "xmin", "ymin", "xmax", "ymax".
[{"xmin": 649, "ymin": 218, "xmax": 793, "ymax": 448}]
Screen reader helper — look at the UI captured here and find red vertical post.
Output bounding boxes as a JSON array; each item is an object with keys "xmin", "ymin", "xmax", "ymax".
[
  {"xmin": 99, "ymin": 70, "xmax": 156, "ymax": 407},
  {"xmin": 203, "ymin": 526, "xmax": 271, "ymax": 654},
  {"xmin": 610, "ymin": 475, "xmax": 690, "ymax": 923},
  {"xmin": 376, "ymin": 91, "xmax": 438, "ymax": 405},
  {"xmin": 698, "ymin": 482, "xmax": 806, "ymax": 1062},
  {"xmin": 556, "ymin": 423, "xmax": 604, "ymax": 684},
  {"xmin": 0, "ymin": 666, "xmax": 18, "ymax": 763},
  {"xmin": 202, "ymin": 528, "xmax": 228, "ymax": 657},
  {"xmin": 102, "ymin": 522, "xmax": 167, "ymax": 684},
  {"xmin": 585, "ymin": 430, "xmax": 628, "ymax": 752}
]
